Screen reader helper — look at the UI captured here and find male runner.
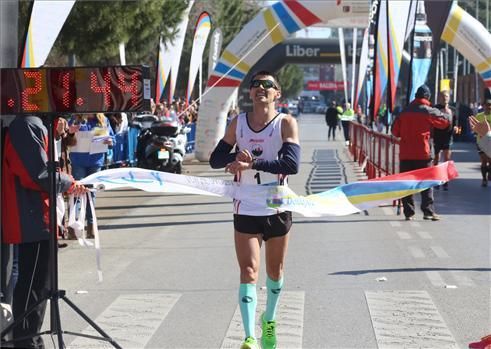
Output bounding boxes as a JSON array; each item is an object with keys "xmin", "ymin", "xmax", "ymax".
[{"xmin": 210, "ymin": 71, "xmax": 300, "ymax": 349}]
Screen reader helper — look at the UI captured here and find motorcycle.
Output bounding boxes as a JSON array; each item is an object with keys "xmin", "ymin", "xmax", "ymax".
[{"xmin": 134, "ymin": 114, "xmax": 190, "ymax": 174}]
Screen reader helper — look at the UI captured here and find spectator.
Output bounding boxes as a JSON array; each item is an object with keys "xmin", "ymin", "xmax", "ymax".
[
  {"xmin": 65, "ymin": 113, "xmax": 114, "ymax": 238},
  {"xmin": 469, "ymin": 115, "xmax": 491, "ymax": 157},
  {"xmin": 2, "ymin": 115, "xmax": 86, "ymax": 348},
  {"xmin": 473, "ymin": 92, "xmax": 491, "ymax": 187},
  {"xmin": 340, "ymin": 102, "xmax": 355, "ymax": 144},
  {"xmin": 391, "ymin": 84, "xmax": 451, "ymax": 221},
  {"xmin": 325, "ymin": 101, "xmax": 340, "ymax": 141},
  {"xmin": 432, "ymin": 90, "xmax": 458, "ymax": 190}
]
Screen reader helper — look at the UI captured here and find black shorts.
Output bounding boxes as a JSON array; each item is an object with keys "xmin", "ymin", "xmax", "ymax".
[
  {"xmin": 233, "ymin": 211, "xmax": 292, "ymax": 241},
  {"xmin": 434, "ymin": 142, "xmax": 450, "ymax": 154}
]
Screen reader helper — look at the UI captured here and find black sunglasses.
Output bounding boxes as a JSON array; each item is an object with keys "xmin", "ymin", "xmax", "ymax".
[{"xmin": 250, "ymin": 79, "xmax": 278, "ymax": 90}]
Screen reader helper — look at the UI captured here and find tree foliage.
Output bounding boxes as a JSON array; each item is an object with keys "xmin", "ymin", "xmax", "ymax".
[
  {"xmin": 48, "ymin": 0, "xmax": 189, "ymax": 66},
  {"xmin": 277, "ymin": 65, "xmax": 304, "ymax": 99}
]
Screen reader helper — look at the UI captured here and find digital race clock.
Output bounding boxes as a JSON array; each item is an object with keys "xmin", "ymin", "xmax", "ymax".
[{"xmin": 0, "ymin": 65, "xmax": 151, "ymax": 115}]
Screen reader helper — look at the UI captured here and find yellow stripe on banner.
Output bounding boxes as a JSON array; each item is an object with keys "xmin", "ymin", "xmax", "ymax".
[
  {"xmin": 348, "ymin": 189, "xmax": 422, "ymax": 205},
  {"xmin": 477, "ymin": 57, "xmax": 491, "ymax": 73},
  {"xmin": 222, "ymin": 50, "xmax": 250, "ymax": 74},
  {"xmin": 263, "ymin": 9, "xmax": 284, "ymax": 45},
  {"xmin": 442, "ymin": 5, "xmax": 464, "ymax": 44}
]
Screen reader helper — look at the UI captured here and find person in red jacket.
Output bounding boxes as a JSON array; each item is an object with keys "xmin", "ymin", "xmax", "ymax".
[
  {"xmin": 2, "ymin": 115, "xmax": 87, "ymax": 348},
  {"xmin": 391, "ymin": 85, "xmax": 451, "ymax": 221}
]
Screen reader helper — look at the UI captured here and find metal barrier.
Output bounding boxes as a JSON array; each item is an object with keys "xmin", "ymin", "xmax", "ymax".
[{"xmin": 349, "ymin": 122, "xmax": 399, "ymax": 179}]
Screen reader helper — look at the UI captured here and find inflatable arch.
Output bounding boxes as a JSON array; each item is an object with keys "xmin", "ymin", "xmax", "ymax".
[{"xmin": 195, "ymin": 0, "xmax": 491, "ymax": 161}]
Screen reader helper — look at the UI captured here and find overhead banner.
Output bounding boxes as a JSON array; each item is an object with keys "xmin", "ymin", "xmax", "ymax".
[
  {"xmin": 195, "ymin": 0, "xmax": 370, "ymax": 161},
  {"xmin": 80, "ymin": 162, "xmax": 458, "ymax": 217},
  {"xmin": 168, "ymin": 0, "xmax": 194, "ymax": 103},
  {"xmin": 441, "ymin": 4, "xmax": 491, "ymax": 91},
  {"xmin": 186, "ymin": 12, "xmax": 212, "ymax": 105},
  {"xmin": 21, "ymin": 0, "xmax": 76, "ymax": 67},
  {"xmin": 207, "ymin": 28, "xmax": 223, "ymax": 78}
]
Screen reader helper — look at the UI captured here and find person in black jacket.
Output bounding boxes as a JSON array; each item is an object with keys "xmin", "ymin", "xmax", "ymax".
[
  {"xmin": 2, "ymin": 115, "xmax": 87, "ymax": 348},
  {"xmin": 325, "ymin": 101, "xmax": 340, "ymax": 141}
]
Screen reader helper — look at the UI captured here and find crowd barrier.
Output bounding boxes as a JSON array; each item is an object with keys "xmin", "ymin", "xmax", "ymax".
[
  {"xmin": 105, "ymin": 122, "xmax": 197, "ymax": 168},
  {"xmin": 349, "ymin": 122, "xmax": 399, "ymax": 179}
]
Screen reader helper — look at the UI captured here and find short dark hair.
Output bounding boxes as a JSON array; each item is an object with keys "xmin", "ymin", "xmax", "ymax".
[{"xmin": 250, "ymin": 70, "xmax": 280, "ymax": 89}]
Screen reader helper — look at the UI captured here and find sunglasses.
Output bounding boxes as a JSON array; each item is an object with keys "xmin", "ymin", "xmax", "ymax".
[{"xmin": 250, "ymin": 79, "xmax": 278, "ymax": 90}]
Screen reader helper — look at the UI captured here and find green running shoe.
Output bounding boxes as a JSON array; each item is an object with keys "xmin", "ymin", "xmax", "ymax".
[
  {"xmin": 240, "ymin": 336, "xmax": 259, "ymax": 349},
  {"xmin": 261, "ymin": 313, "xmax": 277, "ymax": 349}
]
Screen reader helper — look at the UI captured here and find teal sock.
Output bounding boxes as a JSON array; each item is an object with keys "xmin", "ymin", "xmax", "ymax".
[
  {"xmin": 239, "ymin": 283, "xmax": 257, "ymax": 338},
  {"xmin": 264, "ymin": 276, "xmax": 283, "ymax": 321}
]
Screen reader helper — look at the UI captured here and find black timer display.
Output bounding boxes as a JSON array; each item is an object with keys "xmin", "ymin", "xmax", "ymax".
[{"xmin": 0, "ymin": 65, "xmax": 151, "ymax": 115}]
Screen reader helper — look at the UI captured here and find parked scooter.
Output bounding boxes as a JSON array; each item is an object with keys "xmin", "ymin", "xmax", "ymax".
[{"xmin": 134, "ymin": 114, "xmax": 190, "ymax": 174}]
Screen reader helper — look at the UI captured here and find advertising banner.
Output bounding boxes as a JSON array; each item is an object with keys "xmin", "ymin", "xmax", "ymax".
[
  {"xmin": 21, "ymin": 0, "xmax": 76, "ymax": 68},
  {"xmin": 186, "ymin": 12, "xmax": 212, "ymax": 105},
  {"xmin": 441, "ymin": 4, "xmax": 491, "ymax": 90},
  {"xmin": 207, "ymin": 28, "xmax": 223, "ymax": 78},
  {"xmin": 306, "ymin": 81, "xmax": 344, "ymax": 91},
  {"xmin": 168, "ymin": 0, "xmax": 194, "ymax": 103}
]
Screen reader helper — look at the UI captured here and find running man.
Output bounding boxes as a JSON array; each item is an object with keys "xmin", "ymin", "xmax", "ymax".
[{"xmin": 210, "ymin": 71, "xmax": 300, "ymax": 349}]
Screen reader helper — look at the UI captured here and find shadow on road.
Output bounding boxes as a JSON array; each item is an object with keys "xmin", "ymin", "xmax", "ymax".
[
  {"xmin": 99, "ymin": 219, "xmax": 231, "ymax": 230},
  {"xmin": 330, "ymin": 267, "xmax": 491, "ymax": 276}
]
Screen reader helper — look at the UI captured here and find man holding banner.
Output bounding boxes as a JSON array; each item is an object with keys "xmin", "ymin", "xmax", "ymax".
[
  {"xmin": 392, "ymin": 85, "xmax": 451, "ymax": 221},
  {"xmin": 210, "ymin": 71, "xmax": 300, "ymax": 349}
]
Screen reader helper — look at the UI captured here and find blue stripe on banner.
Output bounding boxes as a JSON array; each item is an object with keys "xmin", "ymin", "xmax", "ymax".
[
  {"xmin": 272, "ymin": 2, "xmax": 300, "ymax": 33},
  {"xmin": 214, "ymin": 62, "xmax": 245, "ymax": 79},
  {"xmin": 482, "ymin": 70, "xmax": 491, "ymax": 79},
  {"xmin": 334, "ymin": 180, "xmax": 442, "ymax": 197}
]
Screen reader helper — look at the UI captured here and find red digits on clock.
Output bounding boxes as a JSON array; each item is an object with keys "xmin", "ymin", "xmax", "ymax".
[
  {"xmin": 61, "ymin": 72, "xmax": 71, "ymax": 108},
  {"xmin": 118, "ymin": 72, "xmax": 139, "ymax": 105},
  {"xmin": 22, "ymin": 71, "xmax": 42, "ymax": 111},
  {"xmin": 90, "ymin": 71, "xmax": 111, "ymax": 107}
]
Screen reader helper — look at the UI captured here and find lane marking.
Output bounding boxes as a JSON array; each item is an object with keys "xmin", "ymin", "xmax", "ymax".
[
  {"xmin": 431, "ymin": 246, "xmax": 450, "ymax": 258},
  {"xmin": 409, "ymin": 221, "xmax": 421, "ymax": 228},
  {"xmin": 396, "ymin": 231, "xmax": 412, "ymax": 240},
  {"xmin": 450, "ymin": 271, "xmax": 476, "ymax": 287},
  {"xmin": 389, "ymin": 221, "xmax": 402, "ymax": 228},
  {"xmin": 68, "ymin": 293, "xmax": 181, "ymax": 348},
  {"xmin": 382, "ymin": 207, "xmax": 394, "ymax": 215},
  {"xmin": 408, "ymin": 246, "xmax": 425, "ymax": 259},
  {"xmin": 415, "ymin": 231, "xmax": 432, "ymax": 239},
  {"xmin": 425, "ymin": 271, "xmax": 446, "ymax": 287},
  {"xmin": 365, "ymin": 290, "xmax": 458, "ymax": 348},
  {"xmin": 221, "ymin": 291, "xmax": 304, "ymax": 349}
]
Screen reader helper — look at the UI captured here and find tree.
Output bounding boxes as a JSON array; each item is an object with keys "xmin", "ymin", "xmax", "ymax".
[
  {"xmin": 46, "ymin": 0, "xmax": 189, "ymax": 66},
  {"xmin": 277, "ymin": 65, "xmax": 304, "ymax": 99}
]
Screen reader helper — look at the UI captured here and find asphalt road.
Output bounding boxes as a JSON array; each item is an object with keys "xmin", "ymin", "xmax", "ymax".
[{"xmin": 45, "ymin": 113, "xmax": 489, "ymax": 349}]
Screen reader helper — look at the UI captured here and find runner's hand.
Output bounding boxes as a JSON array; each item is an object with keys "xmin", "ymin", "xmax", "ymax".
[
  {"xmin": 225, "ymin": 160, "xmax": 252, "ymax": 175},
  {"xmin": 236, "ymin": 149, "xmax": 253, "ymax": 163}
]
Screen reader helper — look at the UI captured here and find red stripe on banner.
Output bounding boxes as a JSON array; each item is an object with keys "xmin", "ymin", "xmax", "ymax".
[
  {"xmin": 369, "ymin": 161, "xmax": 458, "ymax": 182},
  {"xmin": 284, "ymin": 0, "xmax": 322, "ymax": 27},
  {"xmin": 207, "ymin": 75, "xmax": 241, "ymax": 87}
]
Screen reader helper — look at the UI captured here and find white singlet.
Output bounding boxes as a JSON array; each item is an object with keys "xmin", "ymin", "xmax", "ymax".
[{"xmin": 234, "ymin": 112, "xmax": 288, "ymax": 216}]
